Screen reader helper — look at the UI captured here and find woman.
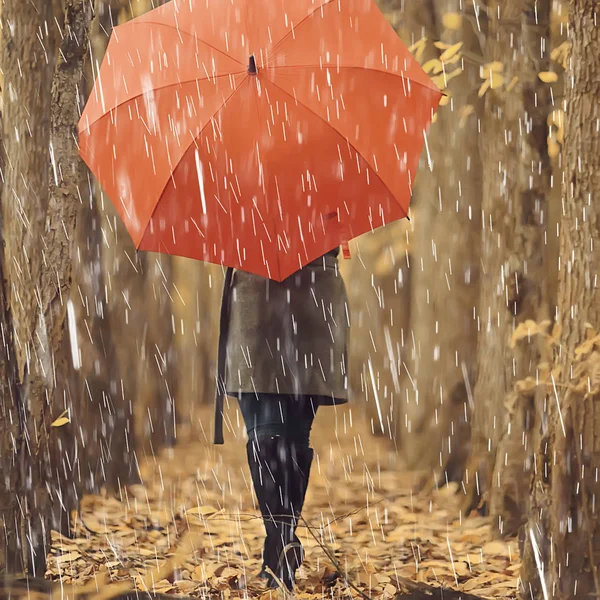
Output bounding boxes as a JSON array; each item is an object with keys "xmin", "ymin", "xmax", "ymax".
[{"xmin": 214, "ymin": 246, "xmax": 349, "ymax": 590}]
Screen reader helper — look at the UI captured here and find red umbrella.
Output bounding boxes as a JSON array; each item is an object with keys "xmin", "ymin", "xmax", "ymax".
[{"xmin": 79, "ymin": 0, "xmax": 441, "ymax": 282}]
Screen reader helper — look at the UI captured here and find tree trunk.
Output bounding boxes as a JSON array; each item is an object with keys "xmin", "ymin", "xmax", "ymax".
[
  {"xmin": 0, "ymin": 0, "xmax": 55, "ymax": 575},
  {"xmin": 462, "ymin": 0, "xmax": 551, "ymax": 522},
  {"xmin": 44, "ymin": 0, "xmax": 94, "ymax": 538},
  {"xmin": 486, "ymin": 0, "xmax": 553, "ymax": 537},
  {"xmin": 135, "ymin": 253, "xmax": 177, "ymax": 450},
  {"xmin": 521, "ymin": 2, "xmax": 600, "ymax": 597},
  {"xmin": 342, "ymin": 221, "xmax": 411, "ymax": 440},
  {"xmin": 399, "ymin": 0, "xmax": 483, "ymax": 483},
  {"xmin": 171, "ymin": 260, "xmax": 222, "ymax": 439},
  {"xmin": 0, "ymin": 0, "xmax": 92, "ymax": 574}
]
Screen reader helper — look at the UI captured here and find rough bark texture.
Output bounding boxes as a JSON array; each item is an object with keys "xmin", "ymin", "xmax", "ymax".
[
  {"xmin": 0, "ymin": 0, "xmax": 55, "ymax": 574},
  {"xmin": 44, "ymin": 0, "xmax": 94, "ymax": 539},
  {"xmin": 521, "ymin": 2, "xmax": 600, "ymax": 597},
  {"xmin": 463, "ymin": 0, "xmax": 551, "ymax": 523},
  {"xmin": 487, "ymin": 0, "xmax": 553, "ymax": 538},
  {"xmin": 0, "ymin": 186, "xmax": 22, "ymax": 572},
  {"xmin": 0, "ymin": 0, "xmax": 92, "ymax": 574},
  {"xmin": 398, "ymin": 0, "xmax": 482, "ymax": 482}
]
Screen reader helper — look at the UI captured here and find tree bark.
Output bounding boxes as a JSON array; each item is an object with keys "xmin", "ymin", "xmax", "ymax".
[
  {"xmin": 462, "ymin": 0, "xmax": 551, "ymax": 524},
  {"xmin": 486, "ymin": 0, "xmax": 553, "ymax": 538},
  {"xmin": 0, "ymin": 0, "xmax": 92, "ymax": 574},
  {"xmin": 0, "ymin": 0, "xmax": 55, "ymax": 575},
  {"xmin": 521, "ymin": 2, "xmax": 600, "ymax": 597},
  {"xmin": 399, "ymin": 0, "xmax": 483, "ymax": 483}
]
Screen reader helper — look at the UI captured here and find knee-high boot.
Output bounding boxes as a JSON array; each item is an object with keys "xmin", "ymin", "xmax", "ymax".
[{"xmin": 247, "ymin": 436, "xmax": 313, "ymax": 590}]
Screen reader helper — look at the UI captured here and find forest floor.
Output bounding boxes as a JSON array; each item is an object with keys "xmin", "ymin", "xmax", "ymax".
[{"xmin": 47, "ymin": 404, "xmax": 521, "ymax": 600}]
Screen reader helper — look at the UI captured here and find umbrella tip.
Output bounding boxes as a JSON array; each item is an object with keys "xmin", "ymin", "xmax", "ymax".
[{"xmin": 248, "ymin": 54, "xmax": 258, "ymax": 75}]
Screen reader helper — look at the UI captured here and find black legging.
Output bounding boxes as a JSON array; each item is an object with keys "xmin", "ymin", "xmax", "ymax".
[{"xmin": 238, "ymin": 394, "xmax": 318, "ymax": 445}]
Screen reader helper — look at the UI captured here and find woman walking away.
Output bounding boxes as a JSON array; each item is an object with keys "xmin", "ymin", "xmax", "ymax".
[{"xmin": 214, "ymin": 246, "xmax": 349, "ymax": 590}]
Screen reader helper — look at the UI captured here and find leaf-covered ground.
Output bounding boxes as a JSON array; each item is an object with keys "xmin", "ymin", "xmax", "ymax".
[{"xmin": 48, "ymin": 405, "xmax": 520, "ymax": 599}]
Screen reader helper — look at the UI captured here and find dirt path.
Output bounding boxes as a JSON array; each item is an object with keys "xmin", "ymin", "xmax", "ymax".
[{"xmin": 48, "ymin": 404, "xmax": 520, "ymax": 599}]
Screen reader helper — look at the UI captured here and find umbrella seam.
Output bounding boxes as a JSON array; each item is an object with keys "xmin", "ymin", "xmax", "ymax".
[
  {"xmin": 268, "ymin": 0, "xmax": 336, "ymax": 58},
  {"xmin": 80, "ymin": 71, "xmax": 247, "ymax": 134},
  {"xmin": 135, "ymin": 76, "xmax": 250, "ymax": 250},
  {"xmin": 263, "ymin": 64, "xmax": 441, "ymax": 95},
  {"xmin": 262, "ymin": 77, "xmax": 433, "ymax": 220},
  {"xmin": 125, "ymin": 20, "xmax": 246, "ymax": 67}
]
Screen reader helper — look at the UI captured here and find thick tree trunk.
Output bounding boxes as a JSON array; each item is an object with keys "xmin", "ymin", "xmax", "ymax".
[
  {"xmin": 0, "ymin": 0, "xmax": 92, "ymax": 573},
  {"xmin": 0, "ymin": 0, "xmax": 55, "ymax": 574},
  {"xmin": 399, "ymin": 0, "xmax": 482, "ymax": 482},
  {"xmin": 0, "ymin": 215, "xmax": 22, "ymax": 572},
  {"xmin": 462, "ymin": 0, "xmax": 550, "ymax": 523},
  {"xmin": 44, "ymin": 0, "xmax": 94, "ymax": 538},
  {"xmin": 486, "ymin": 0, "xmax": 553, "ymax": 537},
  {"xmin": 521, "ymin": 2, "xmax": 600, "ymax": 597}
]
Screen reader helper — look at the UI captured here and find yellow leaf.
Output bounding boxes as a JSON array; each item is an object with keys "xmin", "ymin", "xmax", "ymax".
[
  {"xmin": 186, "ymin": 505, "xmax": 220, "ymax": 517},
  {"xmin": 408, "ymin": 37, "xmax": 427, "ymax": 62},
  {"xmin": 408, "ymin": 37, "xmax": 427, "ymax": 53},
  {"xmin": 439, "ymin": 41, "xmax": 463, "ymax": 62},
  {"xmin": 548, "ymin": 138, "xmax": 560, "ymax": 158},
  {"xmin": 538, "ymin": 71, "xmax": 559, "ymax": 83},
  {"xmin": 506, "ymin": 76, "xmax": 519, "ymax": 92},
  {"xmin": 548, "ymin": 109, "xmax": 564, "ymax": 127},
  {"xmin": 55, "ymin": 551, "xmax": 81, "ymax": 562},
  {"xmin": 432, "ymin": 67, "xmax": 462, "ymax": 90},
  {"xmin": 442, "ymin": 12, "xmax": 463, "ymax": 30},
  {"xmin": 432, "ymin": 75, "xmax": 446, "ymax": 90},
  {"xmin": 439, "ymin": 93, "xmax": 451, "ymax": 106},
  {"xmin": 575, "ymin": 334, "xmax": 600, "ymax": 356},
  {"xmin": 443, "ymin": 52, "xmax": 462, "ymax": 66},
  {"xmin": 510, "ymin": 319, "xmax": 551, "ymax": 349},
  {"xmin": 433, "ymin": 41, "xmax": 452, "ymax": 50},
  {"xmin": 51, "ymin": 410, "xmax": 70, "ymax": 427},
  {"xmin": 422, "ymin": 58, "xmax": 441, "ymax": 74},
  {"xmin": 478, "ymin": 79, "xmax": 491, "ymax": 98},
  {"xmin": 489, "ymin": 72, "xmax": 505, "ymax": 89},
  {"xmin": 515, "ymin": 377, "xmax": 539, "ymax": 395},
  {"xmin": 483, "ymin": 61, "xmax": 504, "ymax": 73}
]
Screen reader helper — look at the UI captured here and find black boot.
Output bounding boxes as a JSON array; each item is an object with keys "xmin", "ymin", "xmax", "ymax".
[{"xmin": 247, "ymin": 437, "xmax": 313, "ymax": 590}]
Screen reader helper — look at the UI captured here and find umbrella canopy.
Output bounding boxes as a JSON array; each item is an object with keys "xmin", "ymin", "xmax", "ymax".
[{"xmin": 79, "ymin": 0, "xmax": 441, "ymax": 281}]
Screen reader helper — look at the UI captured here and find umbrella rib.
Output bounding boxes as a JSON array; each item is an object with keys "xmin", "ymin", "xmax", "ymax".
[
  {"xmin": 80, "ymin": 71, "xmax": 246, "ymax": 133},
  {"xmin": 269, "ymin": 0, "xmax": 337, "ymax": 57},
  {"xmin": 262, "ymin": 78, "xmax": 410, "ymax": 218},
  {"xmin": 130, "ymin": 20, "xmax": 246, "ymax": 67},
  {"xmin": 263, "ymin": 64, "xmax": 441, "ymax": 95},
  {"xmin": 136, "ymin": 77, "xmax": 250, "ymax": 250}
]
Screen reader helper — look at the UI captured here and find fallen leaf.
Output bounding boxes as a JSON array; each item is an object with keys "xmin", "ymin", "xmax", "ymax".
[
  {"xmin": 442, "ymin": 13, "xmax": 463, "ymax": 30},
  {"xmin": 539, "ymin": 71, "xmax": 558, "ymax": 83},
  {"xmin": 439, "ymin": 42, "xmax": 463, "ymax": 62}
]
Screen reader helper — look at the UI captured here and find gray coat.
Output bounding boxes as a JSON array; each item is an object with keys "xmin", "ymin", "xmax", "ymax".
[{"xmin": 214, "ymin": 249, "xmax": 349, "ymax": 443}]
